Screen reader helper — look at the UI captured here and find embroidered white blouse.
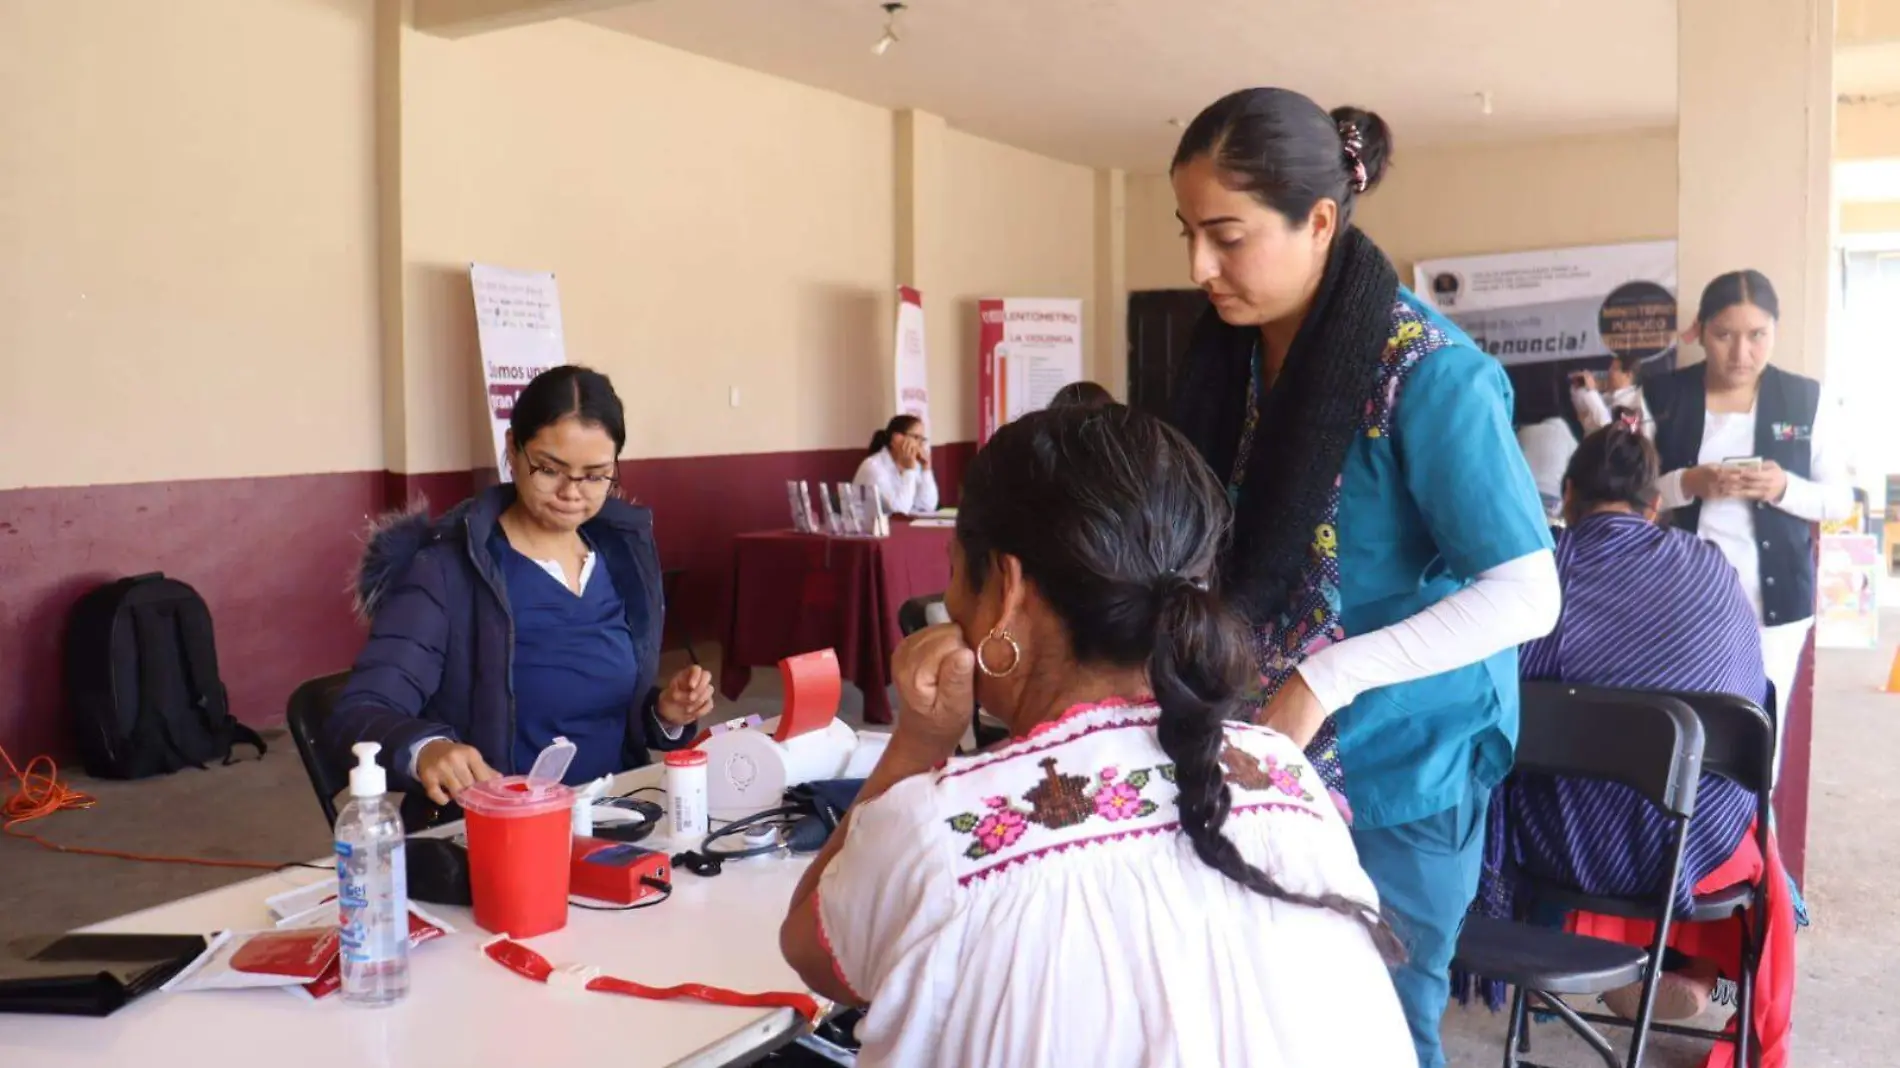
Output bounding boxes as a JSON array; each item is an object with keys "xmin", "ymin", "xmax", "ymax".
[{"xmin": 814, "ymin": 700, "xmax": 1413, "ymax": 1068}]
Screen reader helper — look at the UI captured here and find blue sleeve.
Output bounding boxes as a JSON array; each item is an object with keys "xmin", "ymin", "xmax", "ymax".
[
  {"xmin": 327, "ymin": 551, "xmax": 455, "ymax": 791},
  {"xmin": 1398, "ymin": 345, "xmax": 1555, "ymax": 579}
]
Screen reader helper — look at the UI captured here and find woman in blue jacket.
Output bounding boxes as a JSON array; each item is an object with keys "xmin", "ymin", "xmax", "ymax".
[
  {"xmin": 326, "ymin": 365, "xmax": 712, "ymax": 808},
  {"xmin": 1168, "ymin": 88, "xmax": 1561, "ymax": 1068}
]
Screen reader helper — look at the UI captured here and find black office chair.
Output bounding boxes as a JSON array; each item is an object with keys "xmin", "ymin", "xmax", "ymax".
[
  {"xmin": 1452, "ymin": 683, "xmax": 1705, "ymax": 1068},
  {"xmin": 1642, "ymin": 691, "xmax": 1777, "ymax": 1065},
  {"xmin": 285, "ymin": 671, "xmax": 353, "ymax": 827},
  {"xmin": 897, "ymin": 594, "xmax": 1010, "ymax": 751}
]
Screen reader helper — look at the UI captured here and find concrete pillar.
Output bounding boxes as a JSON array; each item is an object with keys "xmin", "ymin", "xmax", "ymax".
[
  {"xmin": 1094, "ymin": 168, "xmax": 1128, "ymax": 396},
  {"xmin": 1678, "ymin": 0, "xmax": 1836, "ymax": 883},
  {"xmin": 1677, "ymin": 0, "xmax": 1835, "ymax": 379},
  {"xmin": 893, "ymin": 110, "xmax": 967, "ymax": 439}
]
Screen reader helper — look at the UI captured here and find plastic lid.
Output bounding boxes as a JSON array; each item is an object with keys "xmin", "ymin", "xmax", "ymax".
[
  {"xmin": 456, "ymin": 775, "xmax": 575, "ymax": 819},
  {"xmin": 664, "ymin": 749, "xmax": 708, "ymax": 768},
  {"xmin": 349, "ymin": 742, "xmax": 387, "ymax": 798},
  {"xmin": 526, "ymin": 735, "xmax": 577, "ymax": 786}
]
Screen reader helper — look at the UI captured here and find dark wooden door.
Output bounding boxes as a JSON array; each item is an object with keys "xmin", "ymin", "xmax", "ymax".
[{"xmin": 1126, "ymin": 289, "xmax": 1209, "ymax": 421}]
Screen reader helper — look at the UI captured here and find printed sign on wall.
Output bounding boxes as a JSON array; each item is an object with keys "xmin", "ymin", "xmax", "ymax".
[
  {"xmin": 977, "ymin": 297, "xmax": 1084, "ymax": 443},
  {"xmin": 470, "ymin": 264, "xmax": 567, "ymax": 481},
  {"xmin": 893, "ymin": 287, "xmax": 931, "ymax": 436}
]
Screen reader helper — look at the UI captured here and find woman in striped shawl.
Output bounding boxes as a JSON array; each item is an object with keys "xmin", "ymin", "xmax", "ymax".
[{"xmin": 1468, "ymin": 411, "xmax": 1797, "ymax": 1067}]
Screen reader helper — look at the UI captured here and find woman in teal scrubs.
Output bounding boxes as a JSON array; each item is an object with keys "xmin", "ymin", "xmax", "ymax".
[{"xmin": 1168, "ymin": 88, "xmax": 1561, "ymax": 1068}]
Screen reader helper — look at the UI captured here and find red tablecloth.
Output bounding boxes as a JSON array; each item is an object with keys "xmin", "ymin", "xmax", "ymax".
[{"xmin": 720, "ymin": 523, "xmax": 953, "ymax": 723}]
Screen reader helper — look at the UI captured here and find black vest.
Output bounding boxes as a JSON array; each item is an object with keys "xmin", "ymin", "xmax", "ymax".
[{"xmin": 1647, "ymin": 364, "xmax": 1821, "ymax": 626}]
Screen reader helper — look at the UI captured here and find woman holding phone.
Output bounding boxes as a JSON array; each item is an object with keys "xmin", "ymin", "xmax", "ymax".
[{"xmin": 1647, "ymin": 270, "xmax": 1853, "ymax": 776}]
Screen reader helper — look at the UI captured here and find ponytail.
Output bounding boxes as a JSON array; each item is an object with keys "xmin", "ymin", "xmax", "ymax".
[
  {"xmin": 866, "ymin": 429, "xmax": 894, "ymax": 457},
  {"xmin": 957, "ymin": 405, "xmax": 1403, "ymax": 964},
  {"xmin": 1147, "ymin": 578, "xmax": 1406, "ymax": 965},
  {"xmin": 1563, "ymin": 405, "xmax": 1658, "ymax": 514}
]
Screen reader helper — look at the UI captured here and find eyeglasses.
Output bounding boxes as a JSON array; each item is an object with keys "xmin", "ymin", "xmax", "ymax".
[{"xmin": 524, "ymin": 461, "xmax": 618, "ymax": 494}]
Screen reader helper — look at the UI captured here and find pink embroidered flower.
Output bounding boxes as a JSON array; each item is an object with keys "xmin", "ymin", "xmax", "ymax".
[
  {"xmin": 1265, "ymin": 756, "xmax": 1303, "ymax": 798},
  {"xmin": 1095, "ymin": 782, "xmax": 1143, "ymax": 821},
  {"xmin": 974, "ymin": 809, "xmax": 1027, "ymax": 852},
  {"xmin": 1100, "ymin": 766, "xmax": 1119, "ymax": 783},
  {"xmin": 983, "ymin": 796, "xmax": 1008, "ymax": 810}
]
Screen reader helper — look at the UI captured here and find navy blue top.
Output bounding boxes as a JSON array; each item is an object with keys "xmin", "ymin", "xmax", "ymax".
[{"xmin": 490, "ymin": 528, "xmax": 641, "ymax": 785}]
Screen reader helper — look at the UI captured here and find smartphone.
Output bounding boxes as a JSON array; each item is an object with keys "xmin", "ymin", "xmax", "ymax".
[{"xmin": 1724, "ymin": 457, "xmax": 1763, "ymax": 471}]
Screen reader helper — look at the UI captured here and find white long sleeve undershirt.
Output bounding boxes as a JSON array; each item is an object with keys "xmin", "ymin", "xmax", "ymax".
[{"xmin": 1297, "ymin": 549, "xmax": 1561, "ymax": 714}]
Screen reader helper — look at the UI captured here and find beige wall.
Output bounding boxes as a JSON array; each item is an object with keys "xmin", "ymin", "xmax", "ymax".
[
  {"xmin": 1122, "ymin": 131, "xmax": 1679, "ymax": 293},
  {"xmin": 395, "ymin": 20, "xmax": 896, "ymax": 473},
  {"xmin": 1842, "ymin": 201, "xmax": 1900, "ymax": 235},
  {"xmin": 0, "ymin": 0, "xmax": 382, "ymax": 490},
  {"xmin": 1839, "ymin": 102, "xmax": 1900, "ymax": 161},
  {"xmin": 1124, "ymin": 172, "xmax": 1187, "ymax": 292},
  {"xmin": 933, "ymin": 129, "xmax": 1097, "ymax": 440},
  {"xmin": 1360, "ymin": 130, "xmax": 1679, "ymax": 281}
]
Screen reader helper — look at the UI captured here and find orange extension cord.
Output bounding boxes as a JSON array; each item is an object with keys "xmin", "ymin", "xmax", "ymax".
[{"xmin": 2, "ymin": 745, "xmax": 295, "ymax": 871}]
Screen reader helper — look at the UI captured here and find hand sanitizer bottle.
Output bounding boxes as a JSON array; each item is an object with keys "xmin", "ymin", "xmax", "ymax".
[{"xmin": 336, "ymin": 742, "xmax": 409, "ymax": 1006}]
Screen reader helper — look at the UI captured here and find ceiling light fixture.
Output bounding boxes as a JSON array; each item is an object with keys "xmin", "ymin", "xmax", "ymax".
[
  {"xmin": 1477, "ymin": 90, "xmax": 1495, "ymax": 117},
  {"xmin": 872, "ymin": 3, "xmax": 905, "ymax": 57}
]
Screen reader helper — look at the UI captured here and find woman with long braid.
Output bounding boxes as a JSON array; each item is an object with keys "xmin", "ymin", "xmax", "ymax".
[
  {"xmin": 779, "ymin": 405, "xmax": 1412, "ymax": 1066},
  {"xmin": 1167, "ymin": 88, "xmax": 1561, "ymax": 1067}
]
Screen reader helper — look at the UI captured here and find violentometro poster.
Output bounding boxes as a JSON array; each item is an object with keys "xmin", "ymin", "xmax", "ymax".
[
  {"xmin": 1817, "ymin": 533, "xmax": 1881, "ymax": 649},
  {"xmin": 469, "ymin": 264, "xmax": 567, "ymax": 481},
  {"xmin": 977, "ymin": 297, "xmax": 1084, "ymax": 443},
  {"xmin": 1413, "ymin": 241, "xmax": 1679, "ymax": 367},
  {"xmin": 893, "ymin": 286, "xmax": 931, "ymax": 437}
]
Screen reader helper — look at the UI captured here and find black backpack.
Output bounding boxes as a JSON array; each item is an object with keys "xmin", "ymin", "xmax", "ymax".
[{"xmin": 65, "ymin": 573, "xmax": 267, "ymax": 779}]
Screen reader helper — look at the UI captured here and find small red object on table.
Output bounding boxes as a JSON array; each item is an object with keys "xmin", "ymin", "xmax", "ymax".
[{"xmin": 720, "ymin": 521, "xmax": 953, "ymax": 724}]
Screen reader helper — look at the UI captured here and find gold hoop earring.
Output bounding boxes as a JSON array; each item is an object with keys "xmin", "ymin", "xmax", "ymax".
[{"xmin": 976, "ymin": 628, "xmax": 1021, "ymax": 678}]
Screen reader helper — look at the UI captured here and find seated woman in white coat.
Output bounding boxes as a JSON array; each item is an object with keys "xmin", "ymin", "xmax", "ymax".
[
  {"xmin": 781, "ymin": 405, "xmax": 1412, "ymax": 1068},
  {"xmin": 852, "ymin": 414, "xmax": 939, "ymax": 515}
]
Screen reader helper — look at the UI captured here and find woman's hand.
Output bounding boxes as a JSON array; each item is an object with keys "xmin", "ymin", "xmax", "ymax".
[
  {"xmin": 1681, "ymin": 463, "xmax": 1742, "ymax": 502},
  {"xmin": 1734, "ymin": 460, "xmax": 1789, "ymax": 503},
  {"xmin": 657, "ymin": 665, "xmax": 715, "ymax": 727},
  {"xmin": 891, "ymin": 624, "xmax": 977, "ymax": 761},
  {"xmin": 892, "ymin": 435, "xmax": 919, "ymax": 471},
  {"xmin": 1258, "ymin": 672, "xmax": 1328, "ymax": 749},
  {"xmin": 415, "ymin": 739, "xmax": 499, "ymax": 806}
]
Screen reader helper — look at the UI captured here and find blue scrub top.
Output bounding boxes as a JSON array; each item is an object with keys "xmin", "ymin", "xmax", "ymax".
[{"xmin": 1331, "ymin": 291, "xmax": 1553, "ymax": 828}]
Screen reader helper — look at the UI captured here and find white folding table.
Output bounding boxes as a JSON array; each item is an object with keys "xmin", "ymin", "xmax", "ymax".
[{"xmin": 0, "ymin": 765, "xmax": 817, "ymax": 1068}]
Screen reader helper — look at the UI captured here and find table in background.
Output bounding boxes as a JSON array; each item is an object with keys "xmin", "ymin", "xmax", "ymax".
[
  {"xmin": 0, "ymin": 765, "xmax": 815, "ymax": 1068},
  {"xmin": 720, "ymin": 522, "xmax": 954, "ymax": 723}
]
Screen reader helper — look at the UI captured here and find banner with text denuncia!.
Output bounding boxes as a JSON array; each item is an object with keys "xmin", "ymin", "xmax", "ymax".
[{"xmin": 1413, "ymin": 241, "xmax": 1678, "ymax": 367}]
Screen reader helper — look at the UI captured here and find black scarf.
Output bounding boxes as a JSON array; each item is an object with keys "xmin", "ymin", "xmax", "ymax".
[{"xmin": 1171, "ymin": 226, "xmax": 1399, "ymax": 626}]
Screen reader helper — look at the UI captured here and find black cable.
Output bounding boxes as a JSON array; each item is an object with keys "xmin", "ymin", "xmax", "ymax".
[
  {"xmin": 276, "ymin": 861, "xmax": 336, "ymax": 872},
  {"xmin": 612, "ymin": 785, "xmax": 668, "ymax": 801},
  {"xmin": 699, "ymin": 806, "xmax": 799, "ymax": 861},
  {"xmin": 570, "ymin": 877, "xmax": 672, "ymax": 911}
]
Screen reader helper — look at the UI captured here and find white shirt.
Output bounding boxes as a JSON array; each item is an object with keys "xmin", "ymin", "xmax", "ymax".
[
  {"xmin": 816, "ymin": 701, "xmax": 1413, "ymax": 1068},
  {"xmin": 853, "ymin": 449, "xmax": 940, "ymax": 515},
  {"xmin": 1654, "ymin": 397, "xmax": 1855, "ymax": 622},
  {"xmin": 1515, "ymin": 417, "xmax": 1577, "ymax": 519},
  {"xmin": 1571, "ymin": 384, "xmax": 1656, "ymax": 439},
  {"xmin": 1298, "ymin": 550, "xmax": 1561, "ymax": 715}
]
